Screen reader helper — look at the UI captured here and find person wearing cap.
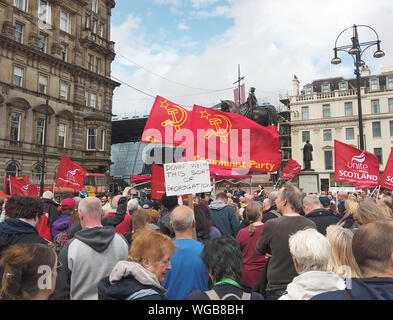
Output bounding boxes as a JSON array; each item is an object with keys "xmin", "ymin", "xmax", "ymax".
[
  {"xmin": 51, "ymin": 198, "xmax": 77, "ymax": 239},
  {"xmin": 303, "ymin": 195, "xmax": 340, "ymax": 236}
]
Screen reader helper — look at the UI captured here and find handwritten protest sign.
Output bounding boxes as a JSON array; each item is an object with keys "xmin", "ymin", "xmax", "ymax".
[{"xmin": 164, "ymin": 160, "xmax": 212, "ymax": 196}]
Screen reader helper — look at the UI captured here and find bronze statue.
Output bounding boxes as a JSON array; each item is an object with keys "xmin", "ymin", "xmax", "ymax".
[
  {"xmin": 303, "ymin": 140, "xmax": 313, "ymax": 170},
  {"xmin": 215, "ymin": 87, "xmax": 278, "ymax": 127}
]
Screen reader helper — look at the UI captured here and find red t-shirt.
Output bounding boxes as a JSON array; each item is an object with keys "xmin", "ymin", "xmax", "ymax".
[
  {"xmin": 36, "ymin": 214, "xmax": 52, "ymax": 242},
  {"xmin": 104, "ymin": 212, "xmax": 131, "ymax": 235},
  {"xmin": 236, "ymin": 224, "xmax": 266, "ymax": 289}
]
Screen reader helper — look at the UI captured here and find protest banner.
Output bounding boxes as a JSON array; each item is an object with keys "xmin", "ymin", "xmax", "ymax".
[
  {"xmin": 380, "ymin": 148, "xmax": 393, "ymax": 190},
  {"xmin": 164, "ymin": 160, "xmax": 212, "ymax": 196}
]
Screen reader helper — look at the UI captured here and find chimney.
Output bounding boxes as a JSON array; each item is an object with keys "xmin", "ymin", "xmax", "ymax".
[
  {"xmin": 361, "ymin": 66, "xmax": 371, "ymax": 76},
  {"xmin": 292, "ymin": 75, "xmax": 300, "ymax": 96}
]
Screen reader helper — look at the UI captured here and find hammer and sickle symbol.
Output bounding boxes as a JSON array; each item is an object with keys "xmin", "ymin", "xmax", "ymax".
[
  {"xmin": 205, "ymin": 114, "xmax": 232, "ymax": 143},
  {"xmin": 161, "ymin": 104, "xmax": 187, "ymax": 132}
]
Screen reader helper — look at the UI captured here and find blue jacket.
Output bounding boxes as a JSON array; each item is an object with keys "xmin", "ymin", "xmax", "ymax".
[
  {"xmin": 311, "ymin": 277, "xmax": 393, "ymax": 300},
  {"xmin": 208, "ymin": 201, "xmax": 239, "ymax": 237}
]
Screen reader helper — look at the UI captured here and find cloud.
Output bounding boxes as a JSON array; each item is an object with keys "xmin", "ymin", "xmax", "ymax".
[
  {"xmin": 111, "ymin": 0, "xmax": 393, "ymax": 116},
  {"xmin": 191, "ymin": 5, "xmax": 231, "ymax": 19},
  {"xmin": 178, "ymin": 22, "xmax": 189, "ymax": 30},
  {"xmin": 191, "ymin": 0, "xmax": 222, "ymax": 8}
]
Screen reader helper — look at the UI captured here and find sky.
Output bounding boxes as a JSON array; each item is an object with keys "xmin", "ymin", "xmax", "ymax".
[{"xmin": 110, "ymin": 0, "xmax": 393, "ymax": 117}]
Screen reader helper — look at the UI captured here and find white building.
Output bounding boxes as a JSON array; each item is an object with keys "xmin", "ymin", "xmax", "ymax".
[{"xmin": 283, "ymin": 66, "xmax": 393, "ymax": 192}]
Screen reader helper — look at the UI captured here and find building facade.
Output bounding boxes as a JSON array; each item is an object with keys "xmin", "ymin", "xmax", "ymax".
[
  {"xmin": 0, "ymin": 0, "xmax": 119, "ymax": 189},
  {"xmin": 283, "ymin": 66, "xmax": 393, "ymax": 192}
]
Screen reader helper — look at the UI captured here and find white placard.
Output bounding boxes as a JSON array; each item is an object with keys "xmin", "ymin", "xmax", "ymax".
[
  {"xmin": 329, "ymin": 187, "xmax": 356, "ymax": 194},
  {"xmin": 164, "ymin": 160, "xmax": 212, "ymax": 196}
]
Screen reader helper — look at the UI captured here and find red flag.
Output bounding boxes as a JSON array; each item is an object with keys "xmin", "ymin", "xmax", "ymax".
[
  {"xmin": 234, "ymin": 87, "xmax": 239, "ymax": 106},
  {"xmin": 334, "ymin": 140, "xmax": 380, "ymax": 187},
  {"xmin": 9, "ymin": 176, "xmax": 39, "ymax": 197},
  {"xmin": 233, "ymin": 84, "xmax": 246, "ymax": 106},
  {"xmin": 187, "ymin": 105, "xmax": 281, "ymax": 173},
  {"xmin": 280, "ymin": 158, "xmax": 302, "ymax": 180},
  {"xmin": 380, "ymin": 148, "xmax": 393, "ymax": 190},
  {"xmin": 151, "ymin": 164, "xmax": 166, "ymax": 200},
  {"xmin": 141, "ymin": 96, "xmax": 192, "ymax": 146},
  {"xmin": 55, "ymin": 155, "xmax": 87, "ymax": 191}
]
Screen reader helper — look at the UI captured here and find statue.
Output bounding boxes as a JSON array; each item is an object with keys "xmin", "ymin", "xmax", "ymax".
[
  {"xmin": 303, "ymin": 140, "xmax": 313, "ymax": 170},
  {"xmin": 215, "ymin": 87, "xmax": 279, "ymax": 127}
]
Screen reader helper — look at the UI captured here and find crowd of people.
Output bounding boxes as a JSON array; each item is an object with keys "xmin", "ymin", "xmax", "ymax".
[{"xmin": 0, "ymin": 182, "xmax": 392, "ymax": 300}]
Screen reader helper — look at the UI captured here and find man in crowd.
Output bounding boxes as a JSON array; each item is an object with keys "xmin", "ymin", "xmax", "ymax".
[
  {"xmin": 41, "ymin": 191, "xmax": 60, "ymax": 227},
  {"xmin": 208, "ymin": 192, "xmax": 239, "ymax": 237},
  {"xmin": 56, "ymin": 197, "xmax": 128, "ymax": 300},
  {"xmin": 159, "ymin": 193, "xmax": 179, "ymax": 238},
  {"xmin": 303, "ymin": 194, "xmax": 340, "ymax": 235},
  {"xmin": 239, "ymin": 194, "xmax": 254, "ymax": 220},
  {"xmin": 312, "ymin": 219, "xmax": 393, "ymax": 300},
  {"xmin": 336, "ymin": 191, "xmax": 348, "ymax": 217},
  {"xmin": 256, "ymin": 182, "xmax": 316, "ymax": 300},
  {"xmin": 162, "ymin": 205, "xmax": 210, "ymax": 299},
  {"xmin": 262, "ymin": 190, "xmax": 281, "ymax": 223}
]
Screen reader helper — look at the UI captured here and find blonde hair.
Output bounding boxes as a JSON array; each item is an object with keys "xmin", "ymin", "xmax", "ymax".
[
  {"xmin": 326, "ymin": 224, "xmax": 361, "ymax": 278},
  {"xmin": 354, "ymin": 200, "xmax": 387, "ymax": 226},
  {"xmin": 245, "ymin": 202, "xmax": 262, "ymax": 237},
  {"xmin": 378, "ymin": 204, "xmax": 393, "ymax": 219},
  {"xmin": 344, "ymin": 198, "xmax": 358, "ymax": 215}
]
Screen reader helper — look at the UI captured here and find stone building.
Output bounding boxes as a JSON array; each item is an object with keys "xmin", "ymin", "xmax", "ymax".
[
  {"xmin": 281, "ymin": 66, "xmax": 393, "ymax": 192},
  {"xmin": 0, "ymin": 0, "xmax": 119, "ymax": 189}
]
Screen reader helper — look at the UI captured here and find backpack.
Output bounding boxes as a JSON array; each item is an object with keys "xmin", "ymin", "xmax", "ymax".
[{"xmin": 205, "ymin": 289, "xmax": 251, "ymax": 300}]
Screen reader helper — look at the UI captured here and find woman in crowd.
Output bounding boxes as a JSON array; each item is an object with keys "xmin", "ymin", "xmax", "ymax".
[
  {"xmin": 194, "ymin": 204, "xmax": 221, "ymax": 244},
  {"xmin": 236, "ymin": 202, "xmax": 266, "ymax": 290},
  {"xmin": 146, "ymin": 208, "xmax": 160, "ymax": 231},
  {"xmin": 51, "ymin": 198, "xmax": 77, "ymax": 239},
  {"xmin": 123, "ymin": 209, "xmax": 149, "ymax": 245},
  {"xmin": 187, "ymin": 237, "xmax": 264, "ymax": 300},
  {"xmin": 339, "ymin": 198, "xmax": 358, "ymax": 229},
  {"xmin": 0, "ymin": 243, "xmax": 58, "ymax": 300},
  {"xmin": 326, "ymin": 224, "xmax": 361, "ymax": 278},
  {"xmin": 97, "ymin": 228, "xmax": 176, "ymax": 300},
  {"xmin": 353, "ymin": 199, "xmax": 389, "ymax": 227},
  {"xmin": 378, "ymin": 203, "xmax": 393, "ymax": 219}
]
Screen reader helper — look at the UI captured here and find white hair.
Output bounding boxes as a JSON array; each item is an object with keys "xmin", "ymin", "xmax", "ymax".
[
  {"xmin": 42, "ymin": 191, "xmax": 53, "ymax": 199},
  {"xmin": 78, "ymin": 197, "xmax": 102, "ymax": 220},
  {"xmin": 127, "ymin": 198, "xmax": 139, "ymax": 212},
  {"xmin": 289, "ymin": 228, "xmax": 331, "ymax": 273},
  {"xmin": 303, "ymin": 194, "xmax": 322, "ymax": 207}
]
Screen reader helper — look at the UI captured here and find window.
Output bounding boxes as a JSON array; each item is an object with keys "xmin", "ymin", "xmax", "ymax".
[
  {"xmin": 92, "ymin": 19, "xmax": 97, "ymax": 34},
  {"xmin": 100, "ymin": 130, "xmax": 105, "ymax": 151},
  {"xmin": 374, "ymin": 148, "xmax": 383, "ymax": 165},
  {"xmin": 92, "ymin": 0, "xmax": 98, "ymax": 13},
  {"xmin": 32, "ymin": 164, "xmax": 42, "ymax": 184},
  {"xmin": 324, "ymin": 151, "xmax": 333, "ymax": 170},
  {"xmin": 39, "ymin": 33, "xmax": 47, "ymax": 53},
  {"xmin": 90, "ymin": 93, "xmax": 96, "ymax": 108},
  {"xmin": 60, "ymin": 10, "xmax": 71, "ymax": 33},
  {"xmin": 321, "ymin": 83, "xmax": 330, "ymax": 93},
  {"xmin": 13, "ymin": 66, "xmax": 23, "ymax": 87},
  {"xmin": 339, "ymin": 81, "xmax": 348, "ymax": 91},
  {"xmin": 60, "ymin": 82, "xmax": 68, "ymax": 100},
  {"xmin": 387, "ymin": 76, "xmax": 393, "ymax": 90},
  {"xmin": 389, "ymin": 98, "xmax": 393, "ymax": 113},
  {"xmin": 14, "ymin": 0, "xmax": 28, "ymax": 11},
  {"xmin": 344, "ymin": 102, "xmax": 353, "ymax": 116},
  {"xmin": 85, "ymin": 15, "xmax": 90, "ymax": 29},
  {"xmin": 38, "ymin": 0, "xmax": 51, "ymax": 24},
  {"xmin": 301, "ymin": 106, "xmax": 309, "ymax": 120},
  {"xmin": 6, "ymin": 162, "xmax": 19, "ymax": 177},
  {"xmin": 322, "ymin": 104, "xmax": 331, "ymax": 118},
  {"xmin": 38, "ymin": 75, "xmax": 48, "ymax": 94},
  {"xmin": 323, "ymin": 129, "xmax": 332, "ymax": 141},
  {"xmin": 370, "ymin": 78, "xmax": 379, "ymax": 91},
  {"xmin": 88, "ymin": 54, "xmax": 94, "ymax": 71},
  {"xmin": 97, "ymin": 95, "xmax": 102, "ymax": 110},
  {"xmin": 87, "ymin": 128, "xmax": 97, "ymax": 150},
  {"xmin": 372, "ymin": 122, "xmax": 381, "ymax": 137},
  {"xmin": 371, "ymin": 99, "xmax": 380, "ymax": 114},
  {"xmin": 15, "ymin": 23, "xmax": 23, "ymax": 43},
  {"xmin": 390, "ymin": 120, "xmax": 393, "ymax": 137},
  {"xmin": 305, "ymin": 86, "xmax": 313, "ymax": 95},
  {"xmin": 10, "ymin": 112, "xmax": 21, "ymax": 141},
  {"xmin": 85, "ymin": 91, "xmax": 89, "ymax": 106},
  {"xmin": 36, "ymin": 118, "xmax": 45, "ymax": 144},
  {"xmin": 346, "ymin": 128, "xmax": 355, "ymax": 140},
  {"xmin": 96, "ymin": 58, "xmax": 101, "ymax": 74},
  {"xmin": 58, "ymin": 123, "xmax": 66, "ymax": 148},
  {"xmin": 302, "ymin": 131, "xmax": 310, "ymax": 143},
  {"xmin": 98, "ymin": 23, "xmax": 104, "ymax": 37},
  {"xmin": 60, "ymin": 43, "xmax": 67, "ymax": 62}
]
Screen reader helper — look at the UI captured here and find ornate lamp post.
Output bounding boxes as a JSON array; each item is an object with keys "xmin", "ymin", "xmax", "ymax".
[{"xmin": 331, "ymin": 24, "xmax": 385, "ymax": 150}]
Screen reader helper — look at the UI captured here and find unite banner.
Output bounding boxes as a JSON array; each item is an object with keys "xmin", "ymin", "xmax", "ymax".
[
  {"xmin": 55, "ymin": 155, "xmax": 87, "ymax": 191},
  {"xmin": 9, "ymin": 176, "xmax": 39, "ymax": 197},
  {"xmin": 380, "ymin": 148, "xmax": 393, "ymax": 190},
  {"xmin": 334, "ymin": 140, "xmax": 380, "ymax": 187},
  {"xmin": 280, "ymin": 158, "xmax": 302, "ymax": 180},
  {"xmin": 188, "ymin": 105, "xmax": 281, "ymax": 173},
  {"xmin": 141, "ymin": 96, "xmax": 193, "ymax": 146}
]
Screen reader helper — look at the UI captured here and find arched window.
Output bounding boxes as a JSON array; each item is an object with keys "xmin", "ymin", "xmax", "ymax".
[
  {"xmin": 32, "ymin": 164, "xmax": 43, "ymax": 184},
  {"xmin": 6, "ymin": 162, "xmax": 19, "ymax": 177}
]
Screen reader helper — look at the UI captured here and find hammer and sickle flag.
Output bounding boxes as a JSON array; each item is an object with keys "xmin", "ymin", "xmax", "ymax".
[
  {"xmin": 190, "ymin": 105, "xmax": 281, "ymax": 173},
  {"xmin": 141, "ymin": 96, "xmax": 192, "ymax": 146}
]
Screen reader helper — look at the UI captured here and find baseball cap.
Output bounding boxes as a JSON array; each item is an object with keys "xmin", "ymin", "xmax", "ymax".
[
  {"xmin": 319, "ymin": 196, "xmax": 330, "ymax": 207},
  {"xmin": 60, "ymin": 198, "xmax": 76, "ymax": 210}
]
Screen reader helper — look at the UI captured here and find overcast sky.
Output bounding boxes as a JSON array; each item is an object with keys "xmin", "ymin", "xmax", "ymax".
[{"xmin": 110, "ymin": 0, "xmax": 393, "ymax": 117}]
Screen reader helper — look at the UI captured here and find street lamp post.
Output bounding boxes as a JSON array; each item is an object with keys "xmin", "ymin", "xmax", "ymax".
[{"xmin": 331, "ymin": 24, "xmax": 385, "ymax": 151}]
